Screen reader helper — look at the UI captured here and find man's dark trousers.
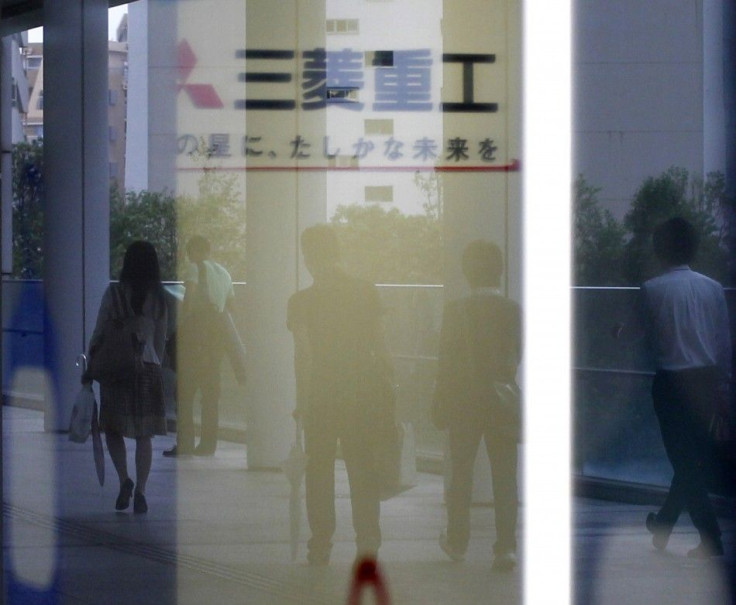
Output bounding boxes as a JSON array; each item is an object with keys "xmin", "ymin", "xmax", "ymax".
[
  {"xmin": 652, "ymin": 367, "xmax": 721, "ymax": 543},
  {"xmin": 303, "ymin": 410, "xmax": 381, "ymax": 559},
  {"xmin": 446, "ymin": 411, "xmax": 518, "ymax": 556}
]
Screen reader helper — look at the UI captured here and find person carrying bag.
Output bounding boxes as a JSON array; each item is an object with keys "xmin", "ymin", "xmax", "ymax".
[
  {"xmin": 83, "ymin": 241, "xmax": 169, "ymax": 513},
  {"xmin": 432, "ymin": 241, "xmax": 521, "ymax": 571}
]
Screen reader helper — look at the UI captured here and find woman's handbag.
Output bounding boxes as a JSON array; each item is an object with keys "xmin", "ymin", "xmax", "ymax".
[
  {"xmin": 68, "ymin": 384, "xmax": 105, "ymax": 485},
  {"xmin": 69, "ymin": 384, "xmax": 97, "ymax": 443},
  {"xmin": 464, "ymin": 300, "xmax": 522, "ymax": 441},
  {"xmin": 493, "ymin": 379, "xmax": 522, "ymax": 441},
  {"xmin": 87, "ymin": 285, "xmax": 147, "ymax": 384}
]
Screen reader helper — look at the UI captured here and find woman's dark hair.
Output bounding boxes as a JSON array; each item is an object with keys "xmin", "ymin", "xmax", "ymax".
[{"xmin": 119, "ymin": 241, "xmax": 162, "ymax": 314}]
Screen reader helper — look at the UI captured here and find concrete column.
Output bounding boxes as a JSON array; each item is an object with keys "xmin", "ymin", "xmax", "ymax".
[
  {"xmin": 1, "ymin": 37, "xmax": 13, "ymax": 276},
  {"xmin": 244, "ymin": 0, "xmax": 326, "ymax": 468},
  {"xmin": 147, "ymin": 0, "xmax": 177, "ymax": 195},
  {"xmin": 704, "ymin": 0, "xmax": 726, "ymax": 175},
  {"xmin": 124, "ymin": 0, "xmax": 150, "ymax": 192},
  {"xmin": 43, "ymin": 0, "xmax": 109, "ymax": 431},
  {"xmin": 723, "ymin": 2, "xmax": 736, "ymax": 285}
]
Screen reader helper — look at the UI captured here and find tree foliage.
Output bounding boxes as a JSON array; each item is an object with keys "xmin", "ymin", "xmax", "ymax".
[
  {"xmin": 12, "ymin": 140, "xmax": 44, "ymax": 278},
  {"xmin": 174, "ymin": 168, "xmax": 247, "ymax": 281},
  {"xmin": 110, "ymin": 169, "xmax": 247, "ymax": 282},
  {"xmin": 10, "ymin": 138, "xmax": 246, "ymax": 282},
  {"xmin": 573, "ymin": 174, "xmax": 626, "ymax": 286},
  {"xmin": 574, "ymin": 167, "xmax": 730, "ymax": 286},
  {"xmin": 413, "ymin": 171, "xmax": 443, "ymax": 222},
  {"xmin": 109, "ymin": 186, "xmax": 178, "ymax": 280},
  {"xmin": 622, "ymin": 167, "xmax": 728, "ymax": 284},
  {"xmin": 331, "ymin": 203, "xmax": 443, "ymax": 284},
  {"xmin": 12, "ymin": 140, "xmax": 445, "ymax": 286}
]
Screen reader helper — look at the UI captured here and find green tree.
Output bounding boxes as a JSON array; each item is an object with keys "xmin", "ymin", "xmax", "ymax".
[
  {"xmin": 12, "ymin": 140, "xmax": 44, "ymax": 278},
  {"xmin": 109, "ymin": 185, "xmax": 178, "ymax": 280},
  {"xmin": 573, "ymin": 174, "xmax": 626, "ymax": 286},
  {"xmin": 173, "ymin": 140, "xmax": 247, "ymax": 280},
  {"xmin": 10, "ymin": 137, "xmax": 247, "ymax": 282},
  {"xmin": 413, "ymin": 171, "xmax": 443, "ymax": 222},
  {"xmin": 622, "ymin": 167, "xmax": 728, "ymax": 284},
  {"xmin": 175, "ymin": 168, "xmax": 247, "ymax": 281},
  {"xmin": 331, "ymin": 203, "xmax": 443, "ymax": 284}
]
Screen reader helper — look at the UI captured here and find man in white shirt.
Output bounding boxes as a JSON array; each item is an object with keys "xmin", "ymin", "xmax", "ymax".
[
  {"xmin": 164, "ymin": 235, "xmax": 235, "ymax": 457},
  {"xmin": 642, "ymin": 217, "xmax": 732, "ymax": 558}
]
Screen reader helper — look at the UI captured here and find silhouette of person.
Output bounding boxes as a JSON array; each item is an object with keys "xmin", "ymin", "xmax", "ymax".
[
  {"xmin": 84, "ymin": 241, "xmax": 170, "ymax": 513},
  {"xmin": 432, "ymin": 240, "xmax": 521, "ymax": 571},
  {"xmin": 164, "ymin": 235, "xmax": 235, "ymax": 457},
  {"xmin": 287, "ymin": 224, "xmax": 389, "ymax": 565},
  {"xmin": 642, "ymin": 217, "xmax": 731, "ymax": 558}
]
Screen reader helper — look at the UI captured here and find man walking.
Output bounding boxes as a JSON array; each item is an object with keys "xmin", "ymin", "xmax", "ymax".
[
  {"xmin": 642, "ymin": 217, "xmax": 731, "ymax": 558},
  {"xmin": 165, "ymin": 235, "xmax": 235, "ymax": 457}
]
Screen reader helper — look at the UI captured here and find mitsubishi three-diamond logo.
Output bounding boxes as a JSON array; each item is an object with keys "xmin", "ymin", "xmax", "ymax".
[{"xmin": 177, "ymin": 39, "xmax": 224, "ymax": 109}]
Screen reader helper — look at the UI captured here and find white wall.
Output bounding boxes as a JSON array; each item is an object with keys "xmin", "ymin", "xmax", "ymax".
[{"xmin": 574, "ymin": 0, "xmax": 712, "ymax": 218}]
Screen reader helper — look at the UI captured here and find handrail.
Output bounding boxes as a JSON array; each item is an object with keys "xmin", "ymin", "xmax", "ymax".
[{"xmin": 573, "ymin": 367, "xmax": 654, "ymax": 377}]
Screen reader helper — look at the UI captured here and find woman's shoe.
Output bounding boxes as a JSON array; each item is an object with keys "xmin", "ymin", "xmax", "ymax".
[
  {"xmin": 646, "ymin": 512, "xmax": 672, "ymax": 550},
  {"xmin": 133, "ymin": 491, "xmax": 148, "ymax": 514},
  {"xmin": 115, "ymin": 478, "xmax": 134, "ymax": 511}
]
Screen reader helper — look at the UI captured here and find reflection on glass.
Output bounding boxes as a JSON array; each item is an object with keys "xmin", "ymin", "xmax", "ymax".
[{"xmin": 2, "ymin": 1, "xmax": 522, "ymax": 602}]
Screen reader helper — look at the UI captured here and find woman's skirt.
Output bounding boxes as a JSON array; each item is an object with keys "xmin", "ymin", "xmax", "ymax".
[{"xmin": 100, "ymin": 362, "xmax": 167, "ymax": 438}]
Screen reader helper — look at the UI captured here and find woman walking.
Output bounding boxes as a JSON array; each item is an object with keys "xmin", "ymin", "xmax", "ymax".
[{"xmin": 84, "ymin": 241, "xmax": 170, "ymax": 513}]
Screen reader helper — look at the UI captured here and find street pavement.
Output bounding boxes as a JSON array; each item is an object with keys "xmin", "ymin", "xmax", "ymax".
[{"xmin": 2, "ymin": 405, "xmax": 734, "ymax": 604}]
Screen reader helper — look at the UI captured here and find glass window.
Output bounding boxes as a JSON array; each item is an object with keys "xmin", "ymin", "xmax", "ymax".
[{"xmin": 2, "ymin": 2, "xmax": 525, "ymax": 603}]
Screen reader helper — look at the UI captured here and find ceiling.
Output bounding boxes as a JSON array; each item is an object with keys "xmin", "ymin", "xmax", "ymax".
[{"xmin": 1, "ymin": 0, "xmax": 131, "ymax": 37}]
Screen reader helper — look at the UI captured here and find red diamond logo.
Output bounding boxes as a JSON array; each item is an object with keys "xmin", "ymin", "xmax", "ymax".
[{"xmin": 177, "ymin": 39, "xmax": 224, "ymax": 109}]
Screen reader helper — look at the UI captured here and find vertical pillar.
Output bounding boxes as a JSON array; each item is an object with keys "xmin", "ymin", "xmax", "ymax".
[
  {"xmin": 1, "ymin": 38, "xmax": 13, "ymax": 276},
  {"xmin": 723, "ymin": 1, "xmax": 736, "ymax": 285},
  {"xmin": 43, "ymin": 0, "xmax": 109, "ymax": 431},
  {"xmin": 244, "ymin": 0, "xmax": 326, "ymax": 468},
  {"xmin": 0, "ymin": 37, "xmax": 10, "ymax": 603},
  {"xmin": 147, "ymin": 0, "xmax": 177, "ymax": 194},
  {"xmin": 124, "ymin": 0, "xmax": 150, "ymax": 192},
  {"xmin": 704, "ymin": 0, "xmax": 726, "ymax": 175}
]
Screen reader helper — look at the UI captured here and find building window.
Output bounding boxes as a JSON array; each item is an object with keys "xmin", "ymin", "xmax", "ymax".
[
  {"xmin": 365, "ymin": 185, "xmax": 393, "ymax": 203},
  {"xmin": 367, "ymin": 50, "xmax": 394, "ymax": 67},
  {"xmin": 326, "ymin": 19, "xmax": 359, "ymax": 34},
  {"xmin": 109, "ymin": 162, "xmax": 118, "ymax": 179},
  {"xmin": 364, "ymin": 119, "xmax": 394, "ymax": 135},
  {"xmin": 327, "ymin": 87, "xmax": 360, "ymax": 104},
  {"xmin": 108, "ymin": 89, "xmax": 118, "ymax": 106},
  {"xmin": 36, "ymin": 91, "xmax": 43, "ymax": 110},
  {"xmin": 109, "ymin": 126, "xmax": 118, "ymax": 142}
]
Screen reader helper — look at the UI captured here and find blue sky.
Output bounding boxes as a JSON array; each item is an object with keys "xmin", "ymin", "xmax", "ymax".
[{"xmin": 27, "ymin": 5, "xmax": 128, "ymax": 42}]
